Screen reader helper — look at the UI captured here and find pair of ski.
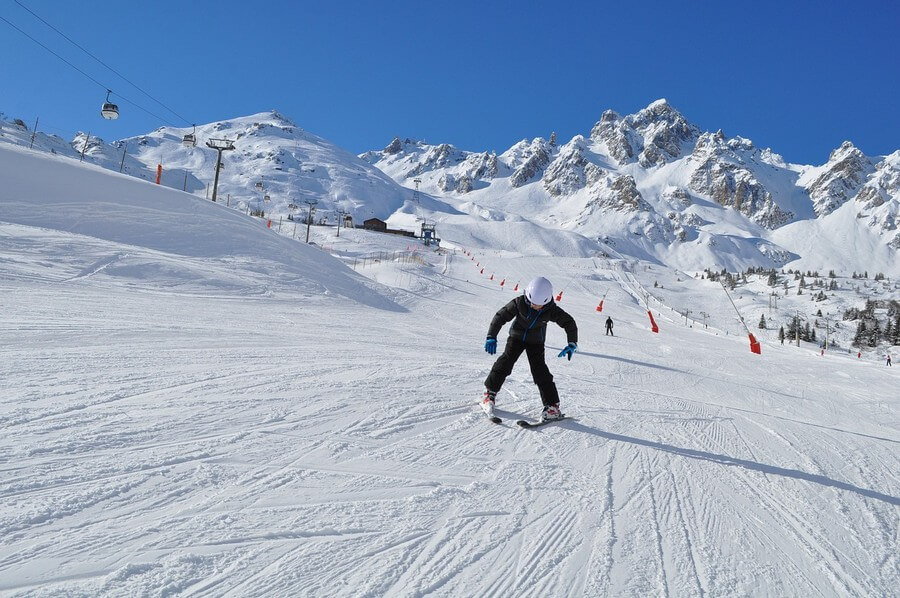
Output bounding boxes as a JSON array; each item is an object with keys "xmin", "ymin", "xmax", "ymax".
[{"xmin": 482, "ymin": 405, "xmax": 568, "ymax": 428}]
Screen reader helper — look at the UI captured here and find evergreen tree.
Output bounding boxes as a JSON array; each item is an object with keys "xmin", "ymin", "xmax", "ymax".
[
  {"xmin": 778, "ymin": 326, "xmax": 785, "ymax": 343},
  {"xmin": 759, "ymin": 314, "xmax": 767, "ymax": 329},
  {"xmin": 767, "ymin": 271, "xmax": 778, "ymax": 286},
  {"xmin": 853, "ymin": 321, "xmax": 867, "ymax": 347},
  {"xmin": 870, "ymin": 321, "xmax": 880, "ymax": 347},
  {"xmin": 788, "ymin": 316, "xmax": 801, "ymax": 342}
]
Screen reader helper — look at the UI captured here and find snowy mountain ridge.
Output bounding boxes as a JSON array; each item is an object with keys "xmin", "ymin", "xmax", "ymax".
[
  {"xmin": 362, "ymin": 100, "xmax": 900, "ymax": 275},
  {"xmin": 0, "ymin": 110, "xmax": 433, "ymax": 227},
  {"xmin": 1, "ymin": 102, "xmax": 897, "ymax": 276}
]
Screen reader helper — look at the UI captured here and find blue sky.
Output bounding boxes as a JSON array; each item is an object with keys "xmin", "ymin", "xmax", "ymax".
[{"xmin": 1, "ymin": 0, "xmax": 898, "ymax": 164}]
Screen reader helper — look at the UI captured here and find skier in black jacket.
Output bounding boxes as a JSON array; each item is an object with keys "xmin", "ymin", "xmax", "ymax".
[{"xmin": 482, "ymin": 276, "xmax": 578, "ymax": 422}]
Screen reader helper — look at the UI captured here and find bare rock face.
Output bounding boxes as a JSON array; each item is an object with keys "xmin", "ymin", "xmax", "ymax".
[
  {"xmin": 610, "ymin": 175, "xmax": 649, "ymax": 211},
  {"xmin": 509, "ymin": 139, "xmax": 551, "ymax": 188},
  {"xmin": 384, "ymin": 137, "xmax": 403, "ymax": 155},
  {"xmin": 542, "ymin": 136, "xmax": 604, "ymax": 197},
  {"xmin": 689, "ymin": 132, "xmax": 792, "ymax": 229},
  {"xmin": 662, "ymin": 186, "xmax": 693, "ymax": 207},
  {"xmin": 854, "ymin": 151, "xmax": 899, "ymax": 210},
  {"xmin": 455, "ymin": 175, "xmax": 474, "ymax": 193},
  {"xmin": 463, "ymin": 151, "xmax": 499, "ymax": 181},
  {"xmin": 590, "ymin": 110, "xmax": 639, "ymax": 165},
  {"xmin": 437, "ymin": 172, "xmax": 474, "ymax": 194},
  {"xmin": 807, "ymin": 141, "xmax": 875, "ymax": 216},
  {"xmin": 407, "ymin": 143, "xmax": 458, "ymax": 178},
  {"xmin": 437, "ymin": 173, "xmax": 455, "ymax": 193},
  {"xmin": 580, "ymin": 174, "xmax": 651, "ymax": 214},
  {"xmin": 853, "ymin": 151, "xmax": 900, "ymax": 238},
  {"xmin": 889, "ymin": 234, "xmax": 900, "ymax": 250},
  {"xmin": 590, "ymin": 100, "xmax": 699, "ymax": 167}
]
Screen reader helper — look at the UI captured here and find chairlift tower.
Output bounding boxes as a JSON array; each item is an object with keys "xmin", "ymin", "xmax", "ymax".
[
  {"xmin": 336, "ymin": 210, "xmax": 352, "ymax": 237},
  {"xmin": 699, "ymin": 311, "xmax": 709, "ymax": 329},
  {"xmin": 413, "ymin": 178, "xmax": 421, "ymax": 203},
  {"xmin": 421, "ymin": 220, "xmax": 437, "ymax": 247},
  {"xmin": 304, "ymin": 200, "xmax": 318, "ymax": 243},
  {"xmin": 206, "ymin": 138, "xmax": 235, "ymax": 202}
]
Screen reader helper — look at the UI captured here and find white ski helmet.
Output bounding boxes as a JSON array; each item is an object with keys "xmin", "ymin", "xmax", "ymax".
[{"xmin": 524, "ymin": 276, "xmax": 553, "ymax": 306}]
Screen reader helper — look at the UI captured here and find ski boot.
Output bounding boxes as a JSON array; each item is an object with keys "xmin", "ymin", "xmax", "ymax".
[
  {"xmin": 540, "ymin": 403, "xmax": 563, "ymax": 422},
  {"xmin": 481, "ymin": 389, "xmax": 497, "ymax": 417}
]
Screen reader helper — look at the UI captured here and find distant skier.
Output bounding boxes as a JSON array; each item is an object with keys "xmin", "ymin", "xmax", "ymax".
[
  {"xmin": 482, "ymin": 276, "xmax": 578, "ymax": 422},
  {"xmin": 605, "ymin": 316, "xmax": 614, "ymax": 336},
  {"xmin": 888, "ymin": 355, "xmax": 893, "ymax": 367}
]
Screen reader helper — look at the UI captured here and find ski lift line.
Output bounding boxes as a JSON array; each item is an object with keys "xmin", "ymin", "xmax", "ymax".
[
  {"xmin": 1, "ymin": 15, "xmax": 175, "ymax": 126},
  {"xmin": 12, "ymin": 0, "xmax": 193, "ymax": 127},
  {"xmin": 0, "ymin": 14, "xmax": 110, "ymax": 91},
  {"xmin": 0, "ymin": 17, "xmax": 176, "ymax": 126}
]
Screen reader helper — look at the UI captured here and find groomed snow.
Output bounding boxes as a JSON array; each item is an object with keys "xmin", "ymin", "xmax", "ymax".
[{"xmin": 1, "ymin": 143, "xmax": 898, "ymax": 596}]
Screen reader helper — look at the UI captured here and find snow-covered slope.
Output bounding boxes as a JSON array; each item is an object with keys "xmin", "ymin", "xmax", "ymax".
[
  {"xmin": 1, "ymin": 133, "xmax": 898, "ymax": 596},
  {"xmin": 362, "ymin": 100, "xmax": 900, "ymax": 276},
  {"xmin": 0, "ymin": 143, "xmax": 397, "ymax": 310},
  {"xmin": 0, "ymin": 118, "xmax": 204, "ymax": 191},
  {"xmin": 0, "ymin": 111, "xmax": 462, "ymax": 227}
]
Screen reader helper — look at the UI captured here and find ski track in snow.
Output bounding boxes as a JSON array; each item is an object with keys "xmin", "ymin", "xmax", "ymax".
[{"xmin": 1, "ymin": 147, "xmax": 898, "ymax": 596}]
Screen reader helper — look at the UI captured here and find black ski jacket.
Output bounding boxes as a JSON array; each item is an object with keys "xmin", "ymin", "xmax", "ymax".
[{"xmin": 487, "ymin": 296, "xmax": 578, "ymax": 346}]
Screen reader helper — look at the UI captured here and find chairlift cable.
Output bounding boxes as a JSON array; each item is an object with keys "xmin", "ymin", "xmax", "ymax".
[
  {"xmin": 0, "ymin": 14, "xmax": 173, "ymax": 125},
  {"xmin": 13, "ymin": 0, "xmax": 193, "ymax": 127},
  {"xmin": 0, "ymin": 14, "xmax": 108, "ymax": 93}
]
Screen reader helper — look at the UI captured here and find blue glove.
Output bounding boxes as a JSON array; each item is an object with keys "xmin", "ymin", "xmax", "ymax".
[
  {"xmin": 484, "ymin": 337, "xmax": 497, "ymax": 355},
  {"xmin": 558, "ymin": 342, "xmax": 577, "ymax": 361}
]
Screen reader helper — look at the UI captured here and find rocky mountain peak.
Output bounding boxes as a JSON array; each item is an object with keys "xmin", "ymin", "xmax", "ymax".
[
  {"xmin": 829, "ymin": 140, "xmax": 860, "ymax": 161},
  {"xmin": 688, "ymin": 130, "xmax": 792, "ymax": 229},
  {"xmin": 591, "ymin": 99, "xmax": 699, "ymax": 167},
  {"xmin": 806, "ymin": 141, "xmax": 874, "ymax": 217},
  {"xmin": 384, "ymin": 137, "xmax": 403, "ymax": 154},
  {"xmin": 542, "ymin": 136, "xmax": 605, "ymax": 197},
  {"xmin": 600, "ymin": 109, "xmax": 620, "ymax": 123},
  {"xmin": 853, "ymin": 151, "xmax": 900, "ymax": 248},
  {"xmin": 504, "ymin": 138, "xmax": 551, "ymax": 188},
  {"xmin": 855, "ymin": 151, "xmax": 900, "ymax": 209}
]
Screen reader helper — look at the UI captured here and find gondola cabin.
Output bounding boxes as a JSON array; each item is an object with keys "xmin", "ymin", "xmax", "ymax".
[
  {"xmin": 101, "ymin": 101, "xmax": 119, "ymax": 120},
  {"xmin": 100, "ymin": 90, "xmax": 119, "ymax": 120}
]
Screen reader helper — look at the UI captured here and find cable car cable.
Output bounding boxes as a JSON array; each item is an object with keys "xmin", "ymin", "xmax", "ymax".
[
  {"xmin": 0, "ymin": 14, "xmax": 173, "ymax": 125},
  {"xmin": 13, "ymin": 0, "xmax": 192, "ymax": 127}
]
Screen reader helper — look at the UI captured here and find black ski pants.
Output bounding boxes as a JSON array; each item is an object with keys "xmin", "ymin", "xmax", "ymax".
[{"xmin": 484, "ymin": 338, "xmax": 559, "ymax": 406}]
